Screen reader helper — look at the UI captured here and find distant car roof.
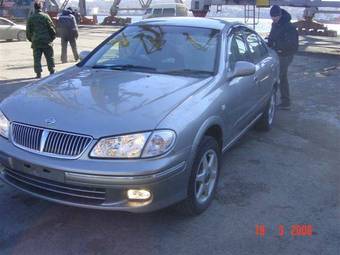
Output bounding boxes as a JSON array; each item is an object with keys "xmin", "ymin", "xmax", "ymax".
[{"xmin": 132, "ymin": 17, "xmax": 239, "ymax": 30}]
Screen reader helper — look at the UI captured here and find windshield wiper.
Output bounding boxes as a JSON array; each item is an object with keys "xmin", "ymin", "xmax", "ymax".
[
  {"xmin": 161, "ymin": 69, "xmax": 214, "ymax": 76},
  {"xmin": 92, "ymin": 64, "xmax": 124, "ymax": 70},
  {"xmin": 92, "ymin": 64, "xmax": 157, "ymax": 71}
]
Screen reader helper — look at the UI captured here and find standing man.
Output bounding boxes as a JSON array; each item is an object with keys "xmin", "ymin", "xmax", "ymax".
[
  {"xmin": 268, "ymin": 5, "xmax": 299, "ymax": 110},
  {"xmin": 58, "ymin": 8, "xmax": 79, "ymax": 63},
  {"xmin": 26, "ymin": 1, "xmax": 56, "ymax": 78}
]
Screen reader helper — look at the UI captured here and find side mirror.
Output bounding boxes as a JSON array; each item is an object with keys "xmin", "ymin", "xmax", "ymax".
[
  {"xmin": 227, "ymin": 61, "xmax": 256, "ymax": 81},
  {"xmin": 79, "ymin": 50, "xmax": 91, "ymax": 61}
]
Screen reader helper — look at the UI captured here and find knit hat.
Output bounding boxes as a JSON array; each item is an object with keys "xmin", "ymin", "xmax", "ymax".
[{"xmin": 270, "ymin": 5, "xmax": 282, "ymax": 17}]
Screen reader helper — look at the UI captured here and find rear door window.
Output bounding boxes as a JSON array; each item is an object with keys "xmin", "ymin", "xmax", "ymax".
[
  {"xmin": 163, "ymin": 8, "xmax": 175, "ymax": 16},
  {"xmin": 153, "ymin": 9, "xmax": 162, "ymax": 16}
]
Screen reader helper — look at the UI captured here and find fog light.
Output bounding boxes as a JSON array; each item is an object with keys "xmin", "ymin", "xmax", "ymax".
[{"xmin": 127, "ymin": 189, "xmax": 151, "ymax": 200}]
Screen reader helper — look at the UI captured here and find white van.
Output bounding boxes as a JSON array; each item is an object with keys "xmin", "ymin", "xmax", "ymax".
[{"xmin": 143, "ymin": 3, "xmax": 189, "ymax": 19}]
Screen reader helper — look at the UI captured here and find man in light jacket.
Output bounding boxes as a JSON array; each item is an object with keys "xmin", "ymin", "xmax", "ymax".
[{"xmin": 58, "ymin": 8, "xmax": 79, "ymax": 63}]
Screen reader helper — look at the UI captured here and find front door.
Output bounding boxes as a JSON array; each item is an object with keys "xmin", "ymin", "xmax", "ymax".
[
  {"xmin": 244, "ymin": 30, "xmax": 274, "ymax": 111},
  {"xmin": 222, "ymin": 29, "xmax": 258, "ymax": 141}
]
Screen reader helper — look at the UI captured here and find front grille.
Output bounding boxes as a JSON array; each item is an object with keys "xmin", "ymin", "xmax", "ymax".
[
  {"xmin": 11, "ymin": 123, "xmax": 92, "ymax": 158},
  {"xmin": 43, "ymin": 131, "xmax": 92, "ymax": 157},
  {"xmin": 4, "ymin": 168, "xmax": 106, "ymax": 205},
  {"xmin": 12, "ymin": 124, "xmax": 43, "ymax": 151}
]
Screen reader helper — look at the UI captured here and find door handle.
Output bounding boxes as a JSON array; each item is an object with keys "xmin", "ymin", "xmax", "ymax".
[{"xmin": 254, "ymin": 77, "xmax": 260, "ymax": 85}]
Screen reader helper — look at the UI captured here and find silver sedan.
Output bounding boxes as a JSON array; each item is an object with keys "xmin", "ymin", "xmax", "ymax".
[
  {"xmin": 0, "ymin": 17, "xmax": 26, "ymax": 41},
  {"xmin": 0, "ymin": 17, "xmax": 279, "ymax": 215}
]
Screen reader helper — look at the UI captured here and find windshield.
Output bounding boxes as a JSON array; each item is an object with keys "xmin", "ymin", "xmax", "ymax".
[{"xmin": 85, "ymin": 25, "xmax": 220, "ymax": 76}]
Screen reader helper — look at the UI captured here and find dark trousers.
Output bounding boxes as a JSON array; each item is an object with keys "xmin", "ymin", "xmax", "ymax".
[
  {"xmin": 33, "ymin": 46, "xmax": 55, "ymax": 74},
  {"xmin": 61, "ymin": 37, "xmax": 79, "ymax": 63},
  {"xmin": 279, "ymin": 55, "xmax": 294, "ymax": 105}
]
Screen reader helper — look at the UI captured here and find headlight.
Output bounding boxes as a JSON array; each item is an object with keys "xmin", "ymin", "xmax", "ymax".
[
  {"xmin": 0, "ymin": 110, "xmax": 10, "ymax": 139},
  {"xmin": 142, "ymin": 130, "xmax": 176, "ymax": 158},
  {"xmin": 90, "ymin": 130, "xmax": 176, "ymax": 159},
  {"xmin": 90, "ymin": 132, "xmax": 150, "ymax": 158}
]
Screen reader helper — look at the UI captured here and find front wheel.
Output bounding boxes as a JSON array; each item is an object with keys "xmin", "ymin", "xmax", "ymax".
[
  {"xmin": 255, "ymin": 87, "xmax": 277, "ymax": 131},
  {"xmin": 177, "ymin": 136, "xmax": 221, "ymax": 216},
  {"xmin": 17, "ymin": 31, "xmax": 26, "ymax": 41}
]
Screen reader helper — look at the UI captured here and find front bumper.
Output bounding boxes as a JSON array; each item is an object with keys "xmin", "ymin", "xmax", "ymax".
[{"xmin": 0, "ymin": 137, "xmax": 190, "ymax": 212}]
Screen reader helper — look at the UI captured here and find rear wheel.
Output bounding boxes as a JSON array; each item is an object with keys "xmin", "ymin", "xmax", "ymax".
[
  {"xmin": 255, "ymin": 87, "xmax": 277, "ymax": 131},
  {"xmin": 177, "ymin": 136, "xmax": 221, "ymax": 216},
  {"xmin": 17, "ymin": 31, "xmax": 26, "ymax": 41}
]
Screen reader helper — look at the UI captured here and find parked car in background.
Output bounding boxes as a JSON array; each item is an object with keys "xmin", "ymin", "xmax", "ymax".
[
  {"xmin": 0, "ymin": 17, "xmax": 279, "ymax": 215},
  {"xmin": 143, "ymin": 3, "xmax": 188, "ymax": 19},
  {"xmin": 0, "ymin": 17, "xmax": 26, "ymax": 41}
]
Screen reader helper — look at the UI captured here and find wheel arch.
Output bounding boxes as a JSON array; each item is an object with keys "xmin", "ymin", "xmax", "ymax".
[{"xmin": 187, "ymin": 116, "xmax": 224, "ymax": 171}]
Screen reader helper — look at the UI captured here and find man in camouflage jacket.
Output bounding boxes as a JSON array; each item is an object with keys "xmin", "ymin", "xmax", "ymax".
[{"xmin": 26, "ymin": 1, "xmax": 56, "ymax": 78}]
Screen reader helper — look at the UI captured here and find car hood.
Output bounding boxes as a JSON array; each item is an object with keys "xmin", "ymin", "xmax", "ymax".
[{"xmin": 1, "ymin": 67, "xmax": 212, "ymax": 138}]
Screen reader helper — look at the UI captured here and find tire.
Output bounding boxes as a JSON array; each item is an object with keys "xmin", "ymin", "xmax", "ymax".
[
  {"xmin": 177, "ymin": 136, "xmax": 221, "ymax": 216},
  {"xmin": 17, "ymin": 31, "xmax": 26, "ymax": 41},
  {"xmin": 255, "ymin": 87, "xmax": 277, "ymax": 132}
]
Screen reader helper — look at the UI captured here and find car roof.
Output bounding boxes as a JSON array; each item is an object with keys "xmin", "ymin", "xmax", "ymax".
[{"xmin": 131, "ymin": 17, "xmax": 242, "ymax": 30}]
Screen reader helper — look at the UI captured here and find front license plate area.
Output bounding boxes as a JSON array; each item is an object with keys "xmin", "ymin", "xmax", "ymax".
[{"xmin": 8, "ymin": 159, "xmax": 65, "ymax": 183}]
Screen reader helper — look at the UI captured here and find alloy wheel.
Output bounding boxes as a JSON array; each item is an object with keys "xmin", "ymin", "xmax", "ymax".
[{"xmin": 195, "ymin": 149, "xmax": 218, "ymax": 204}]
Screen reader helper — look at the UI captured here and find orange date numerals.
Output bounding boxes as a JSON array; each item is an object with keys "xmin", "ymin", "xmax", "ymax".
[
  {"xmin": 278, "ymin": 224, "xmax": 285, "ymax": 237},
  {"xmin": 256, "ymin": 224, "xmax": 313, "ymax": 237},
  {"xmin": 291, "ymin": 224, "xmax": 313, "ymax": 237},
  {"xmin": 256, "ymin": 224, "xmax": 266, "ymax": 237}
]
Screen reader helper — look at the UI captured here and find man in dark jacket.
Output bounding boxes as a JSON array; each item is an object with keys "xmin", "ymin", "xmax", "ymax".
[
  {"xmin": 26, "ymin": 1, "xmax": 56, "ymax": 78},
  {"xmin": 58, "ymin": 8, "xmax": 79, "ymax": 63},
  {"xmin": 268, "ymin": 5, "xmax": 298, "ymax": 110}
]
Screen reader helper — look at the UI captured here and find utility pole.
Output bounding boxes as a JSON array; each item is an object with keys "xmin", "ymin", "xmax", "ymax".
[{"xmin": 79, "ymin": 0, "xmax": 87, "ymax": 16}]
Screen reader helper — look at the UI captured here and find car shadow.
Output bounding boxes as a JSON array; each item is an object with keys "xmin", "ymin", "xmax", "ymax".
[
  {"xmin": 0, "ymin": 77, "xmax": 37, "ymax": 85},
  {"xmin": 0, "ymin": 77, "xmax": 37, "ymax": 101}
]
